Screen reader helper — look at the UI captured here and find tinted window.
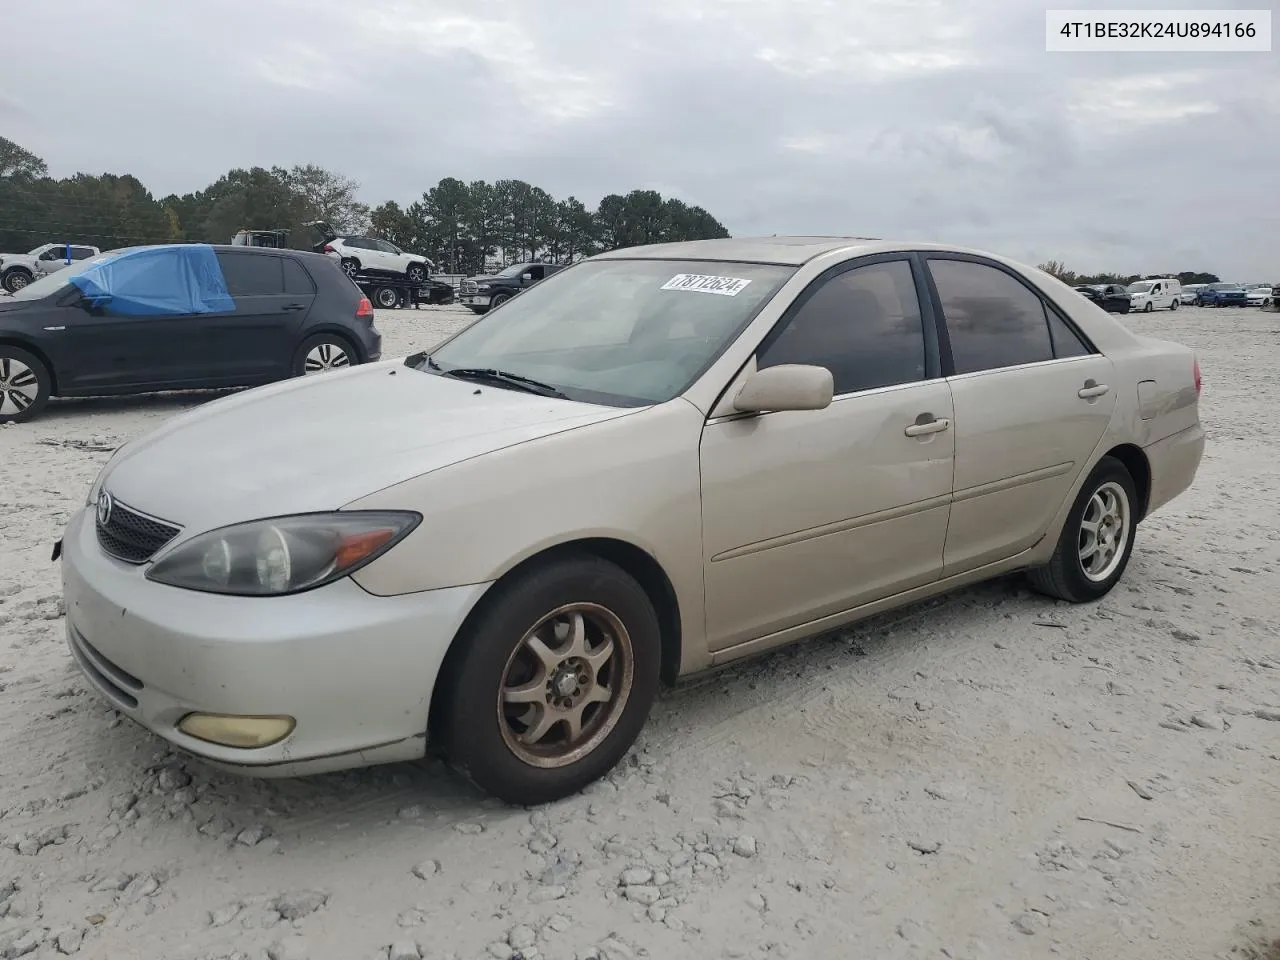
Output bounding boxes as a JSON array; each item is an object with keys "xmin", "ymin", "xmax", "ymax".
[
  {"xmin": 526, "ymin": 266, "xmax": 545, "ymax": 281},
  {"xmin": 758, "ymin": 259, "xmax": 926, "ymax": 395},
  {"xmin": 282, "ymin": 258, "xmax": 315, "ymax": 295},
  {"xmin": 376, "ymin": 240, "xmax": 399, "ymax": 253},
  {"xmin": 217, "ymin": 253, "xmax": 283, "ymax": 296},
  {"xmin": 1047, "ymin": 311, "xmax": 1091, "ymax": 358},
  {"xmin": 929, "ymin": 259, "xmax": 1054, "ymax": 375},
  {"xmin": 71, "ymin": 246, "xmax": 95, "ymax": 260}
]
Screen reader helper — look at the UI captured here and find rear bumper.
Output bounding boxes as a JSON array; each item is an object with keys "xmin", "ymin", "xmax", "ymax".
[{"xmin": 1144, "ymin": 423, "xmax": 1205, "ymax": 518}]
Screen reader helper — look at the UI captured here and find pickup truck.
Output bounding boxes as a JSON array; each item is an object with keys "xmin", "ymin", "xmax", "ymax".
[
  {"xmin": 1, "ymin": 243, "xmax": 100, "ymax": 292},
  {"xmin": 458, "ymin": 262, "xmax": 566, "ymax": 314}
]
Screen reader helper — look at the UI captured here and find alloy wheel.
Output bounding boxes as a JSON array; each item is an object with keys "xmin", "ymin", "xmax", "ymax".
[
  {"xmin": 498, "ymin": 603, "xmax": 634, "ymax": 769},
  {"xmin": 1078, "ymin": 480, "xmax": 1131, "ymax": 583},
  {"xmin": 0, "ymin": 357, "xmax": 40, "ymax": 416},
  {"xmin": 303, "ymin": 342, "xmax": 350, "ymax": 374}
]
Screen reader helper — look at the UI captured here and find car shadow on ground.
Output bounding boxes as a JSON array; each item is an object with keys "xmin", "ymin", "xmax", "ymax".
[{"xmin": 40, "ymin": 388, "xmax": 244, "ymax": 423}]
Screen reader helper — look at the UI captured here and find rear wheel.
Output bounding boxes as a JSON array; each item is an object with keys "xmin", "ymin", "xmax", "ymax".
[
  {"xmin": 340, "ymin": 258, "xmax": 361, "ymax": 279},
  {"xmin": 374, "ymin": 286, "xmax": 399, "ymax": 309},
  {"xmin": 2, "ymin": 268, "xmax": 34, "ymax": 293},
  {"xmin": 0, "ymin": 346, "xmax": 51, "ymax": 423},
  {"xmin": 435, "ymin": 555, "xmax": 662, "ymax": 806},
  {"xmin": 292, "ymin": 333, "xmax": 356, "ymax": 377},
  {"xmin": 1028, "ymin": 456, "xmax": 1138, "ymax": 603}
]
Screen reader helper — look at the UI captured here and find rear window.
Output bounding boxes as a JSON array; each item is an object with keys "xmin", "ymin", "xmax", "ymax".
[{"xmin": 282, "ymin": 258, "xmax": 315, "ymax": 295}]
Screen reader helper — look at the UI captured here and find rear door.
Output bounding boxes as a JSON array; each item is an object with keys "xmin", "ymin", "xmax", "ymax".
[
  {"xmin": 924, "ymin": 255, "xmax": 1116, "ymax": 576},
  {"xmin": 196, "ymin": 251, "xmax": 303, "ymax": 381}
]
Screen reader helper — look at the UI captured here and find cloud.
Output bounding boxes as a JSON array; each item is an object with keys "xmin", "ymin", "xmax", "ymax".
[{"xmin": 1, "ymin": 0, "xmax": 1275, "ymax": 277}]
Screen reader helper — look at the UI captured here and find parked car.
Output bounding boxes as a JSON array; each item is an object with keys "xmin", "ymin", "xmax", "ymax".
[
  {"xmin": 321, "ymin": 236, "xmax": 434, "ymax": 284},
  {"xmin": 459, "ymin": 262, "xmax": 566, "ymax": 313},
  {"xmin": 1, "ymin": 243, "xmax": 100, "ymax": 292},
  {"xmin": 1126, "ymin": 278, "xmax": 1181, "ymax": 312},
  {"xmin": 1195, "ymin": 282, "xmax": 1248, "ymax": 307},
  {"xmin": 59, "ymin": 237, "xmax": 1204, "ymax": 805},
  {"xmin": 1179, "ymin": 284, "xmax": 1204, "ymax": 304},
  {"xmin": 1074, "ymin": 283, "xmax": 1131, "ymax": 313},
  {"xmin": 0, "ymin": 244, "xmax": 380, "ymax": 423},
  {"xmin": 1245, "ymin": 283, "xmax": 1272, "ymax": 307}
]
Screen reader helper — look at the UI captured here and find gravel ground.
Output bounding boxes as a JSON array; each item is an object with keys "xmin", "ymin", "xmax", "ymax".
[{"xmin": 1, "ymin": 303, "xmax": 1278, "ymax": 960}]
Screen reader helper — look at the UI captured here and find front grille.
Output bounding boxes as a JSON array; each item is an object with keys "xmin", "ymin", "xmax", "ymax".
[
  {"xmin": 96, "ymin": 497, "xmax": 181, "ymax": 564},
  {"xmin": 461, "ymin": 280, "xmax": 477, "ymax": 294}
]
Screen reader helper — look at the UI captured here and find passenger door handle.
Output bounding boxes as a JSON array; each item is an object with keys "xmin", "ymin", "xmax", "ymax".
[
  {"xmin": 282, "ymin": 303, "xmax": 308, "ymax": 311},
  {"xmin": 1078, "ymin": 381, "xmax": 1110, "ymax": 399},
  {"xmin": 904, "ymin": 417, "xmax": 951, "ymax": 437}
]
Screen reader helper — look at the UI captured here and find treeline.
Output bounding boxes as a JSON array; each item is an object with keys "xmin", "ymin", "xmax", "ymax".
[
  {"xmin": 0, "ymin": 135, "xmax": 730, "ymax": 275},
  {"xmin": 1037, "ymin": 260, "xmax": 1221, "ymax": 286}
]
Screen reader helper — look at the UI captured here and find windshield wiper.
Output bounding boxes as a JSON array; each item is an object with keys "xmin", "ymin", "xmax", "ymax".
[{"xmin": 440, "ymin": 366, "xmax": 568, "ymax": 399}]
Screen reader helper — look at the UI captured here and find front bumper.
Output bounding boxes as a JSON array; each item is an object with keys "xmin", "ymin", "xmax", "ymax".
[
  {"xmin": 60, "ymin": 507, "xmax": 488, "ymax": 776},
  {"xmin": 460, "ymin": 294, "xmax": 491, "ymax": 307}
]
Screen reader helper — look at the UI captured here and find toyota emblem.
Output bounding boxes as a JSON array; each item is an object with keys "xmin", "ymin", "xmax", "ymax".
[{"xmin": 96, "ymin": 490, "xmax": 113, "ymax": 527}]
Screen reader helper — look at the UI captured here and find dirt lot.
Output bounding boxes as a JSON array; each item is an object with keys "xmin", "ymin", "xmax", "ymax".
[{"xmin": 1, "ymin": 304, "xmax": 1278, "ymax": 960}]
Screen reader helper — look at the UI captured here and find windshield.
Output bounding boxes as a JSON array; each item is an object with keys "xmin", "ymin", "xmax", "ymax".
[
  {"xmin": 427, "ymin": 258, "xmax": 796, "ymax": 406},
  {"xmin": 1126, "ymin": 281, "xmax": 1153, "ymax": 293},
  {"xmin": 3, "ymin": 254, "xmax": 112, "ymax": 301},
  {"xmin": 1208, "ymin": 283, "xmax": 1240, "ymax": 291}
]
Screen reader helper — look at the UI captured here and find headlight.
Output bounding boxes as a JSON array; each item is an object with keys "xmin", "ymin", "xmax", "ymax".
[{"xmin": 146, "ymin": 511, "xmax": 420, "ymax": 596}]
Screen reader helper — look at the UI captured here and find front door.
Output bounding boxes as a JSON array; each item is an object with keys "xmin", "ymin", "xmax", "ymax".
[
  {"xmin": 922, "ymin": 255, "xmax": 1117, "ymax": 576},
  {"xmin": 699, "ymin": 257, "xmax": 955, "ymax": 652}
]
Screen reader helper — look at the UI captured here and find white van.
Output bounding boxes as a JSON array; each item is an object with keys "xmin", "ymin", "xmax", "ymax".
[{"xmin": 1126, "ymin": 278, "xmax": 1182, "ymax": 312}]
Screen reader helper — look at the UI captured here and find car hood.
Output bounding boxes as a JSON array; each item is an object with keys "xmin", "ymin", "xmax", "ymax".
[{"xmin": 101, "ymin": 360, "xmax": 639, "ymax": 531}]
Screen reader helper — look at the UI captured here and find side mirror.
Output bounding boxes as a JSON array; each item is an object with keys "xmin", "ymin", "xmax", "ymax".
[
  {"xmin": 521, "ymin": 272, "xmax": 533, "ymax": 282},
  {"xmin": 733, "ymin": 364, "xmax": 834, "ymax": 414}
]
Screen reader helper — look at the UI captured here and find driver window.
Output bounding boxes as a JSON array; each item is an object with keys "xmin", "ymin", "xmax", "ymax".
[{"xmin": 756, "ymin": 259, "xmax": 927, "ymax": 395}]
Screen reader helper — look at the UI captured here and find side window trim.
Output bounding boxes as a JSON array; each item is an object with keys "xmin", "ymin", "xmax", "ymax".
[
  {"xmin": 752, "ymin": 252, "xmax": 943, "ymax": 390},
  {"xmin": 918, "ymin": 251, "xmax": 1099, "ymax": 376}
]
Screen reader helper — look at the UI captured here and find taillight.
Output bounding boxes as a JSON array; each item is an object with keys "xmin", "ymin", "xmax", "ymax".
[
  {"xmin": 322, "ymin": 244, "xmax": 335, "ymax": 254},
  {"xmin": 355, "ymin": 296, "xmax": 373, "ymax": 319},
  {"xmin": 1193, "ymin": 357, "xmax": 1201, "ymax": 396}
]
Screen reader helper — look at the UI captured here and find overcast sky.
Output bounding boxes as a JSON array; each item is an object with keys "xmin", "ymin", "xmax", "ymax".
[{"xmin": 2, "ymin": 0, "xmax": 1276, "ymax": 278}]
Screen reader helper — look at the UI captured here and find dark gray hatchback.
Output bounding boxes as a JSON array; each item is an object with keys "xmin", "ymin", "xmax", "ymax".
[{"xmin": 0, "ymin": 244, "xmax": 381, "ymax": 423}]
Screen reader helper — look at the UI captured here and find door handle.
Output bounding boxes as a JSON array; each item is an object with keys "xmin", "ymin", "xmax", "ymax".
[
  {"xmin": 1078, "ymin": 381, "xmax": 1110, "ymax": 399},
  {"xmin": 282, "ymin": 302, "xmax": 308, "ymax": 311},
  {"xmin": 904, "ymin": 417, "xmax": 951, "ymax": 437}
]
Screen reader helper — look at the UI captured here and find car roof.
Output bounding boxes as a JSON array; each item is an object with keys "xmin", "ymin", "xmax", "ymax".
[{"xmin": 590, "ymin": 236, "xmax": 1038, "ymax": 267}]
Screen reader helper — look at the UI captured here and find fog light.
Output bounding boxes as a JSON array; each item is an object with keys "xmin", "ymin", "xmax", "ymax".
[{"xmin": 177, "ymin": 713, "xmax": 295, "ymax": 748}]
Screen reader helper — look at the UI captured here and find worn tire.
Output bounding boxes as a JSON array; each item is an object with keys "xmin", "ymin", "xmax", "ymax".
[
  {"xmin": 434, "ymin": 555, "xmax": 662, "ymax": 806},
  {"xmin": 2, "ymin": 268, "xmax": 34, "ymax": 293},
  {"xmin": 0, "ymin": 345, "xmax": 52, "ymax": 423},
  {"xmin": 1028, "ymin": 456, "xmax": 1138, "ymax": 603},
  {"xmin": 291, "ymin": 332, "xmax": 357, "ymax": 377}
]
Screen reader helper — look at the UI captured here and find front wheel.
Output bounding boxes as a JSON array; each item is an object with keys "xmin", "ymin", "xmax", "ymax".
[
  {"xmin": 1143, "ymin": 301, "xmax": 1154, "ymax": 312},
  {"xmin": 1169, "ymin": 299, "xmax": 1178, "ymax": 311},
  {"xmin": 406, "ymin": 263, "xmax": 427, "ymax": 283},
  {"xmin": 490, "ymin": 293, "xmax": 511, "ymax": 310},
  {"xmin": 434, "ymin": 555, "xmax": 662, "ymax": 806},
  {"xmin": 340, "ymin": 258, "xmax": 361, "ymax": 279},
  {"xmin": 0, "ymin": 346, "xmax": 52, "ymax": 423},
  {"xmin": 2, "ymin": 268, "xmax": 33, "ymax": 293},
  {"xmin": 1028, "ymin": 456, "xmax": 1138, "ymax": 603}
]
